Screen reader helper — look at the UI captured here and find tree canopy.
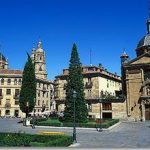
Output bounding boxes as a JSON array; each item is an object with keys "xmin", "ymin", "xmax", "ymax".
[
  {"xmin": 19, "ymin": 53, "xmax": 36, "ymax": 118},
  {"xmin": 63, "ymin": 43, "xmax": 88, "ymax": 123}
]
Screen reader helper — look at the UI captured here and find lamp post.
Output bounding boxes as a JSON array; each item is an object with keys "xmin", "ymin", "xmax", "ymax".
[
  {"xmin": 98, "ymin": 98, "xmax": 102, "ymax": 132},
  {"xmin": 72, "ymin": 90, "xmax": 77, "ymax": 143}
]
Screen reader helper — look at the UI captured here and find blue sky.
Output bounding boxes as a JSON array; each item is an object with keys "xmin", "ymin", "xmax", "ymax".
[{"xmin": 0, "ymin": 0, "xmax": 148, "ymax": 79}]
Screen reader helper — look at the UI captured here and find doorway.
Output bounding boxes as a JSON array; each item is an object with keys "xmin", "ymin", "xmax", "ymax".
[
  {"xmin": 145, "ymin": 104, "xmax": 150, "ymax": 120},
  {"xmin": 14, "ymin": 110, "xmax": 19, "ymax": 117}
]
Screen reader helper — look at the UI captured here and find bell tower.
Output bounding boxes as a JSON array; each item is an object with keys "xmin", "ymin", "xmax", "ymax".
[{"xmin": 32, "ymin": 41, "xmax": 47, "ymax": 79}]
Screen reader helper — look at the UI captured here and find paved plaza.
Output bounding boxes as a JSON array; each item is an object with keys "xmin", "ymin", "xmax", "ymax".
[{"xmin": 0, "ymin": 118, "xmax": 150, "ymax": 148}]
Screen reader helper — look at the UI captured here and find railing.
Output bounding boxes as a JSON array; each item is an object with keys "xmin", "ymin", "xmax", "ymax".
[
  {"xmin": 85, "ymin": 82, "xmax": 93, "ymax": 88},
  {"xmin": 43, "ymin": 87, "xmax": 48, "ymax": 92}
]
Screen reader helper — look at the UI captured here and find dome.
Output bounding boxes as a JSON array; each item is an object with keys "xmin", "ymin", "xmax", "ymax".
[
  {"xmin": 0, "ymin": 52, "xmax": 6, "ymax": 61},
  {"xmin": 137, "ymin": 34, "xmax": 150, "ymax": 49}
]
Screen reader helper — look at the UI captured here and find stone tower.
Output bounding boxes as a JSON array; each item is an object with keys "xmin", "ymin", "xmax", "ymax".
[
  {"xmin": 31, "ymin": 41, "xmax": 47, "ymax": 79},
  {"xmin": 0, "ymin": 52, "xmax": 8, "ymax": 69}
]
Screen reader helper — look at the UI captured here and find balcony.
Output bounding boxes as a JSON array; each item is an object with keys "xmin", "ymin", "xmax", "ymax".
[
  {"xmin": 13, "ymin": 94, "xmax": 20, "ymax": 99},
  {"xmin": 85, "ymin": 82, "xmax": 93, "ymax": 89},
  {"xmin": 42, "ymin": 87, "xmax": 48, "ymax": 92},
  {"xmin": 5, "ymin": 103, "xmax": 11, "ymax": 108}
]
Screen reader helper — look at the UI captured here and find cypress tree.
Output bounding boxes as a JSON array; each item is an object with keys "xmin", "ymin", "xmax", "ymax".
[
  {"xmin": 19, "ymin": 53, "xmax": 36, "ymax": 118},
  {"xmin": 63, "ymin": 43, "xmax": 88, "ymax": 123}
]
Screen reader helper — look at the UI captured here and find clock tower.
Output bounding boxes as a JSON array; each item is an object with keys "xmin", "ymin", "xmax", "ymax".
[{"xmin": 31, "ymin": 41, "xmax": 47, "ymax": 79}]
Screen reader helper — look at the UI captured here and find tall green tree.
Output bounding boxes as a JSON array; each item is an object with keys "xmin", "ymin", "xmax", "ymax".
[
  {"xmin": 19, "ymin": 53, "xmax": 36, "ymax": 118},
  {"xmin": 63, "ymin": 43, "xmax": 88, "ymax": 123}
]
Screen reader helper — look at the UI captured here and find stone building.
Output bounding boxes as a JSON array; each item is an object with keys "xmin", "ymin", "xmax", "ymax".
[
  {"xmin": 54, "ymin": 64, "xmax": 126, "ymax": 119},
  {"xmin": 0, "ymin": 41, "xmax": 54, "ymax": 118},
  {"xmin": 121, "ymin": 17, "xmax": 150, "ymax": 121}
]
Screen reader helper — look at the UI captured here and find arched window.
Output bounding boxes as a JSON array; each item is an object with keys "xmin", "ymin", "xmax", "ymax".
[
  {"xmin": 1, "ymin": 79, "xmax": 4, "ymax": 85},
  {"xmin": 18, "ymin": 79, "xmax": 22, "ymax": 85},
  {"xmin": 14, "ymin": 79, "xmax": 17, "ymax": 85},
  {"xmin": 39, "ymin": 66, "xmax": 42, "ymax": 71},
  {"xmin": 7, "ymin": 79, "xmax": 11, "ymax": 85}
]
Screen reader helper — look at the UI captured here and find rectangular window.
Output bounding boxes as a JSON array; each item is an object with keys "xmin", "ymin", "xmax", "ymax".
[
  {"xmin": 0, "ymin": 89, "xmax": 2, "ymax": 96},
  {"xmin": 15, "ymin": 100, "xmax": 19, "ymax": 105},
  {"xmin": 144, "ymin": 70, "xmax": 150, "ymax": 80},
  {"xmin": 88, "ymin": 103, "xmax": 92, "ymax": 112},
  {"xmin": 102, "ymin": 103, "xmax": 112, "ymax": 110},
  {"xmin": 6, "ymin": 89, "xmax": 11, "ymax": 95},
  {"xmin": 15, "ymin": 89, "xmax": 20, "ymax": 96}
]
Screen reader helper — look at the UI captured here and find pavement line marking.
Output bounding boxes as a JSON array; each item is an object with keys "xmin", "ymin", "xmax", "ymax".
[{"xmin": 38, "ymin": 131, "xmax": 65, "ymax": 135}]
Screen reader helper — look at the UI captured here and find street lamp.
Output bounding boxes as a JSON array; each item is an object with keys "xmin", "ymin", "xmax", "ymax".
[
  {"xmin": 98, "ymin": 98, "xmax": 102, "ymax": 132},
  {"xmin": 72, "ymin": 90, "xmax": 77, "ymax": 143}
]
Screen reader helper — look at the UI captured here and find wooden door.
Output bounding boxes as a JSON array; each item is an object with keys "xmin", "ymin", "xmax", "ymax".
[{"xmin": 145, "ymin": 104, "xmax": 150, "ymax": 120}]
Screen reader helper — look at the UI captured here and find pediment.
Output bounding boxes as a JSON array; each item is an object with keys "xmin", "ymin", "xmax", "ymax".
[{"xmin": 127, "ymin": 53, "xmax": 150, "ymax": 65}]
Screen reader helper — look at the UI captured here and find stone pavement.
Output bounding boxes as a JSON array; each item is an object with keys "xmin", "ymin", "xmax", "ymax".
[{"xmin": 0, "ymin": 118, "xmax": 150, "ymax": 148}]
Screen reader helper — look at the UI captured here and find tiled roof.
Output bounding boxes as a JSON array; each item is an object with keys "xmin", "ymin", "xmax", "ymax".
[{"xmin": 0, "ymin": 69, "xmax": 22, "ymax": 75}]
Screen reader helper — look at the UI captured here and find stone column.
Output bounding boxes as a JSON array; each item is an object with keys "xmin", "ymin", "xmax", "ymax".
[{"xmin": 126, "ymin": 78, "xmax": 131, "ymax": 116}]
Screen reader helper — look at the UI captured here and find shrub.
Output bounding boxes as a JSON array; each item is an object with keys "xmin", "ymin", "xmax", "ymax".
[
  {"xmin": 36, "ymin": 119, "xmax": 62, "ymax": 127},
  {"xmin": 2, "ymin": 132, "xmax": 31, "ymax": 146},
  {"xmin": 88, "ymin": 118, "xmax": 96, "ymax": 122},
  {"xmin": 36, "ymin": 122, "xmax": 61, "ymax": 126},
  {"xmin": 95, "ymin": 119, "xmax": 106, "ymax": 123},
  {"xmin": 0, "ymin": 132, "xmax": 73, "ymax": 147},
  {"xmin": 30, "ymin": 117, "xmax": 47, "ymax": 124},
  {"xmin": 63, "ymin": 122, "xmax": 96, "ymax": 128}
]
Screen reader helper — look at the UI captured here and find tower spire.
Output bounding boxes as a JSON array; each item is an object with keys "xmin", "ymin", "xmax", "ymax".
[
  {"xmin": 120, "ymin": 48, "xmax": 129, "ymax": 65},
  {"xmin": 147, "ymin": 1, "xmax": 150, "ymax": 34}
]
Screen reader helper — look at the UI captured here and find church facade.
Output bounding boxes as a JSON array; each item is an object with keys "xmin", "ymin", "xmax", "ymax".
[
  {"xmin": 121, "ymin": 17, "xmax": 150, "ymax": 121},
  {"xmin": 0, "ymin": 41, "xmax": 55, "ymax": 118}
]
